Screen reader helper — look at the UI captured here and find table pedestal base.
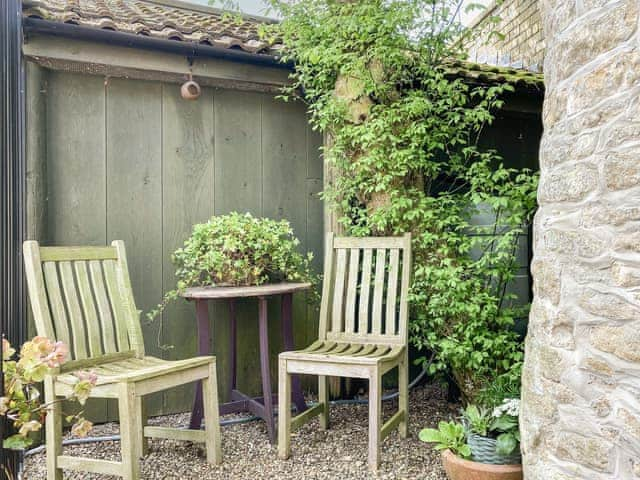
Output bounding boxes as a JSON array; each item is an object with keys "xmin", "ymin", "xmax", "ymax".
[{"xmin": 188, "ymin": 293, "xmax": 307, "ymax": 443}]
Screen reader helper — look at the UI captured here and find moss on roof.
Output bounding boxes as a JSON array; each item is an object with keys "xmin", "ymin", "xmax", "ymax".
[{"xmin": 445, "ymin": 60, "xmax": 545, "ymax": 91}]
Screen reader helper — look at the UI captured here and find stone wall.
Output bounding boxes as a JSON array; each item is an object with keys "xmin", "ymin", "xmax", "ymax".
[
  {"xmin": 522, "ymin": 1, "xmax": 640, "ymax": 478},
  {"xmin": 466, "ymin": 0, "xmax": 544, "ymax": 71}
]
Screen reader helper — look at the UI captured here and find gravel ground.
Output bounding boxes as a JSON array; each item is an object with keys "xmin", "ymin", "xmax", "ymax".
[{"xmin": 24, "ymin": 383, "xmax": 455, "ymax": 480}]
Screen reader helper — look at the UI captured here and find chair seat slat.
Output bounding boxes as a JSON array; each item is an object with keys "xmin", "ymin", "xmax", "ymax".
[
  {"xmin": 331, "ymin": 249, "xmax": 347, "ymax": 333},
  {"xmin": 358, "ymin": 249, "xmax": 373, "ymax": 334},
  {"xmin": 102, "ymin": 259, "xmax": 131, "ymax": 352},
  {"xmin": 59, "ymin": 261, "xmax": 88, "ymax": 360},
  {"xmin": 89, "ymin": 260, "xmax": 118, "ymax": 354},
  {"xmin": 42, "ymin": 262, "xmax": 71, "ymax": 348},
  {"xmin": 74, "ymin": 261, "xmax": 103, "ymax": 357},
  {"xmin": 345, "ymin": 249, "xmax": 359, "ymax": 334},
  {"xmin": 371, "ymin": 249, "xmax": 386, "ymax": 335},
  {"xmin": 385, "ymin": 249, "xmax": 400, "ymax": 335}
]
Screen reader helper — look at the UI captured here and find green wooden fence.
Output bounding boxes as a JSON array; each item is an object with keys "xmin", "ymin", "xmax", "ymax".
[{"xmin": 26, "ymin": 65, "xmax": 324, "ymax": 420}]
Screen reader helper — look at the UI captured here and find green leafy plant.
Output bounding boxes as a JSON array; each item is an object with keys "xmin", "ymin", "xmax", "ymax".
[
  {"xmin": 419, "ymin": 420, "xmax": 471, "ymax": 459},
  {"xmin": 488, "ymin": 398, "xmax": 520, "ymax": 455},
  {"xmin": 149, "ymin": 212, "xmax": 316, "ymax": 321},
  {"xmin": 263, "ymin": 0, "xmax": 538, "ymax": 400},
  {"xmin": 1, "ymin": 337, "xmax": 96, "ymax": 451},
  {"xmin": 462, "ymin": 404, "xmax": 491, "ymax": 437}
]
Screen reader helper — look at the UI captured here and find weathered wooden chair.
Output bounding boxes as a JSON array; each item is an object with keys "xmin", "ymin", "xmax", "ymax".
[
  {"xmin": 23, "ymin": 241, "xmax": 222, "ymax": 480},
  {"xmin": 278, "ymin": 233, "xmax": 412, "ymax": 470}
]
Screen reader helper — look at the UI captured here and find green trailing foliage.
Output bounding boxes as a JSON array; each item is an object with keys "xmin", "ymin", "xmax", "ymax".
[
  {"xmin": 263, "ymin": 0, "xmax": 538, "ymax": 400},
  {"xmin": 148, "ymin": 213, "xmax": 316, "ymax": 322}
]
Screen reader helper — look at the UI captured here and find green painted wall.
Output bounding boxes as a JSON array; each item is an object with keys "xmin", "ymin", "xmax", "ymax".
[{"xmin": 26, "ymin": 66, "xmax": 324, "ymax": 420}]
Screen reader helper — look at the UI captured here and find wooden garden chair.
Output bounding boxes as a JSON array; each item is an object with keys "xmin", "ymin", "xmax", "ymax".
[
  {"xmin": 23, "ymin": 241, "xmax": 222, "ymax": 480},
  {"xmin": 278, "ymin": 233, "xmax": 412, "ymax": 471}
]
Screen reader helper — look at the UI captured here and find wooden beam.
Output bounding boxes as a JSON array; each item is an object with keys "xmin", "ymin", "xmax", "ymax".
[
  {"xmin": 57, "ymin": 456, "xmax": 123, "ymax": 476},
  {"xmin": 23, "ymin": 35, "xmax": 291, "ymax": 93},
  {"xmin": 144, "ymin": 426, "xmax": 206, "ymax": 443},
  {"xmin": 380, "ymin": 410, "xmax": 405, "ymax": 440},
  {"xmin": 291, "ymin": 402, "xmax": 323, "ymax": 431}
]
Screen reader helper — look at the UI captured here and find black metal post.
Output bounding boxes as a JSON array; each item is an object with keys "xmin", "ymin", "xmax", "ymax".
[{"xmin": 1, "ymin": 0, "xmax": 27, "ymax": 477}]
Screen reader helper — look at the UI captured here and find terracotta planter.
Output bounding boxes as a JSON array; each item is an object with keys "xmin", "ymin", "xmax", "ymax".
[{"xmin": 441, "ymin": 449, "xmax": 523, "ymax": 480}]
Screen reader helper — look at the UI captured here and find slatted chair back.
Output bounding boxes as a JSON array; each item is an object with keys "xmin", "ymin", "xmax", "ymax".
[
  {"xmin": 318, "ymin": 233, "xmax": 412, "ymax": 345},
  {"xmin": 23, "ymin": 240, "xmax": 145, "ymax": 361}
]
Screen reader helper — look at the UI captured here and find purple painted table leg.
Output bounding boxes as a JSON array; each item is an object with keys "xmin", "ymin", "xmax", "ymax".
[
  {"xmin": 229, "ymin": 299, "xmax": 237, "ymax": 398},
  {"xmin": 189, "ymin": 299, "xmax": 210, "ymax": 430},
  {"xmin": 258, "ymin": 296, "xmax": 276, "ymax": 443},
  {"xmin": 281, "ymin": 293, "xmax": 307, "ymax": 414}
]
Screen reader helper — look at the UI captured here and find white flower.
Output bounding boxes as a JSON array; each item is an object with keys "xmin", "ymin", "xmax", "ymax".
[{"xmin": 492, "ymin": 398, "xmax": 520, "ymax": 418}]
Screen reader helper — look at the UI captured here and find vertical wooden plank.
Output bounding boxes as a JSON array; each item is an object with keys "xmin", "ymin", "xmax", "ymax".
[
  {"xmin": 46, "ymin": 71, "xmax": 106, "ymax": 246},
  {"xmin": 345, "ymin": 248, "xmax": 359, "ymax": 334},
  {"xmin": 262, "ymin": 95, "xmax": 309, "ymax": 390},
  {"xmin": 162, "ymin": 84, "xmax": 215, "ymax": 412},
  {"xmin": 88, "ymin": 260, "xmax": 117, "ymax": 353},
  {"xmin": 331, "ymin": 249, "xmax": 348, "ymax": 333},
  {"xmin": 23, "ymin": 242, "xmax": 56, "ymax": 340},
  {"xmin": 74, "ymin": 260, "xmax": 103, "ymax": 357},
  {"xmin": 213, "ymin": 89, "xmax": 262, "ymax": 400},
  {"xmin": 45, "ymin": 70, "xmax": 108, "ymax": 421},
  {"xmin": 385, "ymin": 249, "xmax": 400, "ymax": 335},
  {"xmin": 58, "ymin": 261, "xmax": 87, "ymax": 360},
  {"xmin": 371, "ymin": 249, "xmax": 386, "ymax": 336},
  {"xmin": 398, "ymin": 234, "xmax": 412, "ymax": 341},
  {"xmin": 25, "ymin": 63, "xmax": 49, "ymax": 341},
  {"xmin": 106, "ymin": 77, "xmax": 163, "ymax": 414},
  {"xmin": 103, "ymin": 259, "xmax": 131, "ymax": 353},
  {"xmin": 358, "ymin": 249, "xmax": 373, "ymax": 334},
  {"xmin": 42, "ymin": 262, "xmax": 71, "ymax": 347},
  {"xmin": 318, "ymin": 233, "xmax": 335, "ymax": 340},
  {"xmin": 25, "ymin": 62, "xmax": 48, "ymax": 245}
]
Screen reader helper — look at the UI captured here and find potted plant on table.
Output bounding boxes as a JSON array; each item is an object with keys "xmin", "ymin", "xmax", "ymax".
[
  {"xmin": 148, "ymin": 212, "xmax": 316, "ymax": 320},
  {"xmin": 420, "ymin": 394, "xmax": 522, "ymax": 480}
]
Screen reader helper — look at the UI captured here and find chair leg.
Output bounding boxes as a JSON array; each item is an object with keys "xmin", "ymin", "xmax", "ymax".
[
  {"xmin": 136, "ymin": 396, "xmax": 149, "ymax": 456},
  {"xmin": 318, "ymin": 375, "xmax": 329, "ymax": 430},
  {"xmin": 119, "ymin": 383, "xmax": 141, "ymax": 480},
  {"xmin": 44, "ymin": 376, "xmax": 63, "ymax": 480},
  {"xmin": 278, "ymin": 359, "xmax": 291, "ymax": 459},
  {"xmin": 368, "ymin": 369, "xmax": 382, "ymax": 471},
  {"xmin": 399, "ymin": 354, "xmax": 409, "ymax": 439},
  {"xmin": 202, "ymin": 361, "xmax": 222, "ymax": 464}
]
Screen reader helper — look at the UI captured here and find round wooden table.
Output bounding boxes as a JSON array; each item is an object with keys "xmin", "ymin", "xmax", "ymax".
[{"xmin": 181, "ymin": 282, "xmax": 311, "ymax": 443}]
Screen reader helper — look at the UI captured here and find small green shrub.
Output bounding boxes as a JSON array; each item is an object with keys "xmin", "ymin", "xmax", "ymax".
[
  {"xmin": 148, "ymin": 213, "xmax": 316, "ymax": 321},
  {"xmin": 419, "ymin": 421, "xmax": 471, "ymax": 459}
]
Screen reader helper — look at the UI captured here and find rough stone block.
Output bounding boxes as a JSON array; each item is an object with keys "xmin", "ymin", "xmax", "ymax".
[
  {"xmin": 590, "ymin": 322, "xmax": 640, "ymax": 362},
  {"xmin": 538, "ymin": 162, "xmax": 599, "ymax": 203}
]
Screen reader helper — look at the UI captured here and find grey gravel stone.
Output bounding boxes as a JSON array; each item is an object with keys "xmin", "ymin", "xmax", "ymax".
[{"xmin": 24, "ymin": 384, "xmax": 452, "ymax": 480}]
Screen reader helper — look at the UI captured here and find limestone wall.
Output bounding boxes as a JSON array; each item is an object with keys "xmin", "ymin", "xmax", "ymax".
[
  {"xmin": 466, "ymin": 0, "xmax": 544, "ymax": 71},
  {"xmin": 522, "ymin": 1, "xmax": 640, "ymax": 478}
]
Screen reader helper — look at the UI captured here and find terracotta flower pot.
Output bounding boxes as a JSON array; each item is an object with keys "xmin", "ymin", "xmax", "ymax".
[{"xmin": 441, "ymin": 449, "xmax": 523, "ymax": 480}]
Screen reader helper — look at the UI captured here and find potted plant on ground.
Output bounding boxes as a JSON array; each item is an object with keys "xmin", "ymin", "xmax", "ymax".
[{"xmin": 420, "ymin": 396, "xmax": 522, "ymax": 480}]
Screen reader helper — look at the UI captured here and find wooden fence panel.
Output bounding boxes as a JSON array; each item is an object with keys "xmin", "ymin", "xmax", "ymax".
[
  {"xmin": 161, "ymin": 84, "xmax": 216, "ymax": 413},
  {"xmin": 106, "ymin": 77, "xmax": 164, "ymax": 416},
  {"xmin": 30, "ymin": 69, "xmax": 324, "ymax": 416},
  {"xmin": 45, "ymin": 71, "xmax": 108, "ymax": 421}
]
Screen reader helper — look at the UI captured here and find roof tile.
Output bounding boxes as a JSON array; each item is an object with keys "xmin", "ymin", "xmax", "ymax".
[{"xmin": 22, "ymin": 0, "xmax": 279, "ymax": 55}]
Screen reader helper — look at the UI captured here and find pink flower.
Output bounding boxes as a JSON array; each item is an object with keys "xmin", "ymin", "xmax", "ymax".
[
  {"xmin": 2, "ymin": 339, "xmax": 15, "ymax": 361},
  {"xmin": 44, "ymin": 341, "xmax": 68, "ymax": 368}
]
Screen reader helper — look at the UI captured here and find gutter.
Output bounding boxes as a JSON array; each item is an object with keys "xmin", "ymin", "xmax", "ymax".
[{"xmin": 22, "ymin": 17, "xmax": 294, "ymax": 70}]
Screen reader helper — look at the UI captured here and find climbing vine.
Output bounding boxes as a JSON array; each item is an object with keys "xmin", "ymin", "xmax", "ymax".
[{"xmin": 262, "ymin": 0, "xmax": 538, "ymax": 400}]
